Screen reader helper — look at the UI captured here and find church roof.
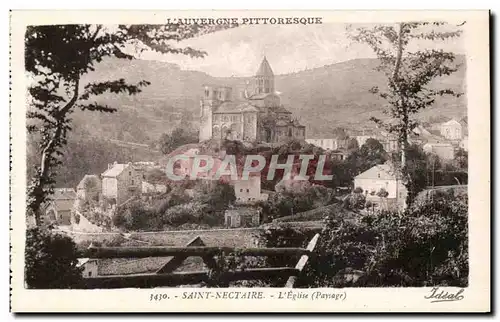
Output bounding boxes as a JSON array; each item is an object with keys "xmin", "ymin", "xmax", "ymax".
[
  {"xmin": 249, "ymin": 93, "xmax": 271, "ymax": 100},
  {"xmin": 213, "ymin": 102, "xmax": 260, "ymax": 114},
  {"xmin": 240, "ymin": 103, "xmax": 259, "ymax": 113},
  {"xmin": 273, "ymin": 105, "xmax": 292, "ymax": 114},
  {"xmin": 256, "ymin": 57, "xmax": 274, "ymax": 77},
  {"xmin": 213, "ymin": 102, "xmax": 240, "ymax": 114}
]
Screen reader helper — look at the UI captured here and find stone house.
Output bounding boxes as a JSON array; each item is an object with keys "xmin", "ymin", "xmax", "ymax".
[
  {"xmin": 233, "ymin": 175, "xmax": 268, "ymax": 204},
  {"xmin": 440, "ymin": 119, "xmax": 463, "ymax": 140},
  {"xmin": 224, "ymin": 206, "xmax": 261, "ymax": 228},
  {"xmin": 354, "ymin": 163, "xmax": 407, "ymax": 211},
  {"xmin": 77, "ymin": 258, "xmax": 99, "ymax": 278},
  {"xmin": 42, "ymin": 188, "xmax": 77, "ymax": 226},
  {"xmin": 306, "ymin": 138, "xmax": 347, "ymax": 151},
  {"xmin": 101, "ymin": 162, "xmax": 145, "ymax": 205},
  {"xmin": 142, "ymin": 181, "xmax": 168, "ymax": 194}
]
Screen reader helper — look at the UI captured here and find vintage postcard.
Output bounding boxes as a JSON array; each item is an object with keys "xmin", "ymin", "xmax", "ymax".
[{"xmin": 10, "ymin": 10, "xmax": 490, "ymax": 312}]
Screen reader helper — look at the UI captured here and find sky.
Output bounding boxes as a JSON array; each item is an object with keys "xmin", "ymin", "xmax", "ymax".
[{"xmin": 136, "ymin": 23, "xmax": 466, "ymax": 77}]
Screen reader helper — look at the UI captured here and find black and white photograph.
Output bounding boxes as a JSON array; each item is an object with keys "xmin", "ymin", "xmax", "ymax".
[{"xmin": 9, "ymin": 10, "xmax": 490, "ymax": 312}]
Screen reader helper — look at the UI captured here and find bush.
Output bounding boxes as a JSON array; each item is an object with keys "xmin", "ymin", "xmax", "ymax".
[
  {"xmin": 376, "ymin": 188, "xmax": 389, "ymax": 198},
  {"xmin": 342, "ymin": 192, "xmax": 366, "ymax": 210},
  {"xmin": 256, "ymin": 191, "xmax": 468, "ymax": 288},
  {"xmin": 113, "ymin": 200, "xmax": 153, "ymax": 231},
  {"xmin": 163, "ymin": 202, "xmax": 224, "ymax": 227},
  {"xmin": 353, "ymin": 187, "xmax": 363, "ymax": 194},
  {"xmin": 25, "ymin": 228, "xmax": 83, "ymax": 289}
]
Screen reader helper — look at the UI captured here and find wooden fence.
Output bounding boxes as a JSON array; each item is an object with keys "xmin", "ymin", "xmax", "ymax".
[{"xmin": 76, "ymin": 233, "xmax": 320, "ymax": 289}]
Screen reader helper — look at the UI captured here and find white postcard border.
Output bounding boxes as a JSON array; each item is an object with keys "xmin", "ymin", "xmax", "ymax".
[{"xmin": 9, "ymin": 10, "xmax": 490, "ymax": 312}]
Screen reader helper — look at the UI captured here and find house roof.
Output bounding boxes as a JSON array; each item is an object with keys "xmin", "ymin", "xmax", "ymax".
[
  {"xmin": 77, "ymin": 258, "xmax": 90, "ymax": 267},
  {"xmin": 77, "ymin": 175, "xmax": 100, "ymax": 189},
  {"xmin": 354, "ymin": 163, "xmax": 401, "ymax": 180},
  {"xmin": 52, "ymin": 188, "xmax": 77, "ymax": 200},
  {"xmin": 442, "ymin": 119, "xmax": 461, "ymax": 127},
  {"xmin": 255, "ymin": 56, "xmax": 274, "ymax": 77},
  {"xmin": 102, "ymin": 163, "xmax": 129, "ymax": 177}
]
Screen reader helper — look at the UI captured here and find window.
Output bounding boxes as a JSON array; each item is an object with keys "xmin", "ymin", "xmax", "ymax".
[
  {"xmin": 240, "ymin": 189, "xmax": 243, "ymax": 192},
  {"xmin": 378, "ymin": 173, "xmax": 380, "ymax": 178},
  {"xmin": 129, "ymin": 171, "xmax": 132, "ymax": 176},
  {"xmin": 88, "ymin": 271, "xmax": 92, "ymax": 277},
  {"xmin": 246, "ymin": 189, "xmax": 249, "ymax": 193},
  {"xmin": 131, "ymin": 180, "xmax": 134, "ymax": 185},
  {"xmin": 205, "ymin": 89, "xmax": 209, "ymax": 97}
]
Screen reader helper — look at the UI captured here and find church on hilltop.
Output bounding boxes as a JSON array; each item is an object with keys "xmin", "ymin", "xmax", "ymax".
[{"xmin": 199, "ymin": 57, "xmax": 306, "ymax": 143}]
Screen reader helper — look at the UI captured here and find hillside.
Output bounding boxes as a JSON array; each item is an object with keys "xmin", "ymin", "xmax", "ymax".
[
  {"xmin": 74, "ymin": 55, "xmax": 467, "ymax": 142},
  {"xmin": 29, "ymin": 56, "xmax": 466, "ymax": 188}
]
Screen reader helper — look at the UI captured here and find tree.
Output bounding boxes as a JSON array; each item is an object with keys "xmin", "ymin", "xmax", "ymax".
[
  {"xmin": 158, "ymin": 127, "xmax": 199, "ymax": 155},
  {"xmin": 25, "ymin": 228, "xmax": 82, "ymax": 288},
  {"xmin": 145, "ymin": 168, "xmax": 168, "ymax": 184},
  {"xmin": 346, "ymin": 138, "xmax": 359, "ymax": 151},
  {"xmin": 348, "ymin": 22, "xmax": 463, "ymax": 206},
  {"xmin": 26, "ymin": 24, "xmax": 235, "ymax": 226},
  {"xmin": 346, "ymin": 138, "xmax": 387, "ymax": 178}
]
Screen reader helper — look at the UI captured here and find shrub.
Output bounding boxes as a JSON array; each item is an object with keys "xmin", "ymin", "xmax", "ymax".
[
  {"xmin": 25, "ymin": 228, "xmax": 83, "ymax": 288},
  {"xmin": 342, "ymin": 192, "xmax": 366, "ymax": 210},
  {"xmin": 256, "ymin": 191, "xmax": 468, "ymax": 288},
  {"xmin": 353, "ymin": 187, "xmax": 363, "ymax": 194},
  {"xmin": 376, "ymin": 188, "xmax": 389, "ymax": 198}
]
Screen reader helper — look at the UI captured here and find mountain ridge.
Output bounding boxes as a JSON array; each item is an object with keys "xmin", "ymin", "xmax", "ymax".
[{"xmin": 73, "ymin": 55, "xmax": 466, "ymax": 143}]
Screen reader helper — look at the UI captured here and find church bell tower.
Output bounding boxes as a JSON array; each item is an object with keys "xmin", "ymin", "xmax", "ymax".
[{"xmin": 254, "ymin": 56, "xmax": 275, "ymax": 95}]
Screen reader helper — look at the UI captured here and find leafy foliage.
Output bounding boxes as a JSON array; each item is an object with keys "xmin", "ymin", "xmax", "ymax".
[
  {"xmin": 345, "ymin": 138, "xmax": 388, "ymax": 178},
  {"xmin": 25, "ymin": 228, "xmax": 83, "ymax": 288},
  {"xmin": 111, "ymin": 181, "xmax": 234, "ymax": 231},
  {"xmin": 159, "ymin": 127, "xmax": 199, "ymax": 155},
  {"xmin": 348, "ymin": 22, "xmax": 463, "ymax": 207},
  {"xmin": 26, "ymin": 23, "xmax": 235, "ymax": 225},
  {"xmin": 257, "ymin": 190, "xmax": 468, "ymax": 288}
]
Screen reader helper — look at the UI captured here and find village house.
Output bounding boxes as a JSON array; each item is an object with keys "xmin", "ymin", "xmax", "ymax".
[
  {"xmin": 440, "ymin": 119, "xmax": 463, "ymax": 141},
  {"xmin": 354, "ymin": 163, "xmax": 407, "ymax": 211},
  {"xmin": 77, "ymin": 258, "xmax": 99, "ymax": 278},
  {"xmin": 42, "ymin": 188, "xmax": 77, "ymax": 226},
  {"xmin": 76, "ymin": 174, "xmax": 101, "ymax": 202},
  {"xmin": 142, "ymin": 181, "xmax": 168, "ymax": 194},
  {"xmin": 233, "ymin": 175, "xmax": 269, "ymax": 204},
  {"xmin": 224, "ymin": 206, "xmax": 261, "ymax": 228},
  {"xmin": 305, "ymin": 138, "xmax": 347, "ymax": 151},
  {"xmin": 423, "ymin": 142, "xmax": 455, "ymax": 160},
  {"xmin": 101, "ymin": 162, "xmax": 149, "ymax": 205}
]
